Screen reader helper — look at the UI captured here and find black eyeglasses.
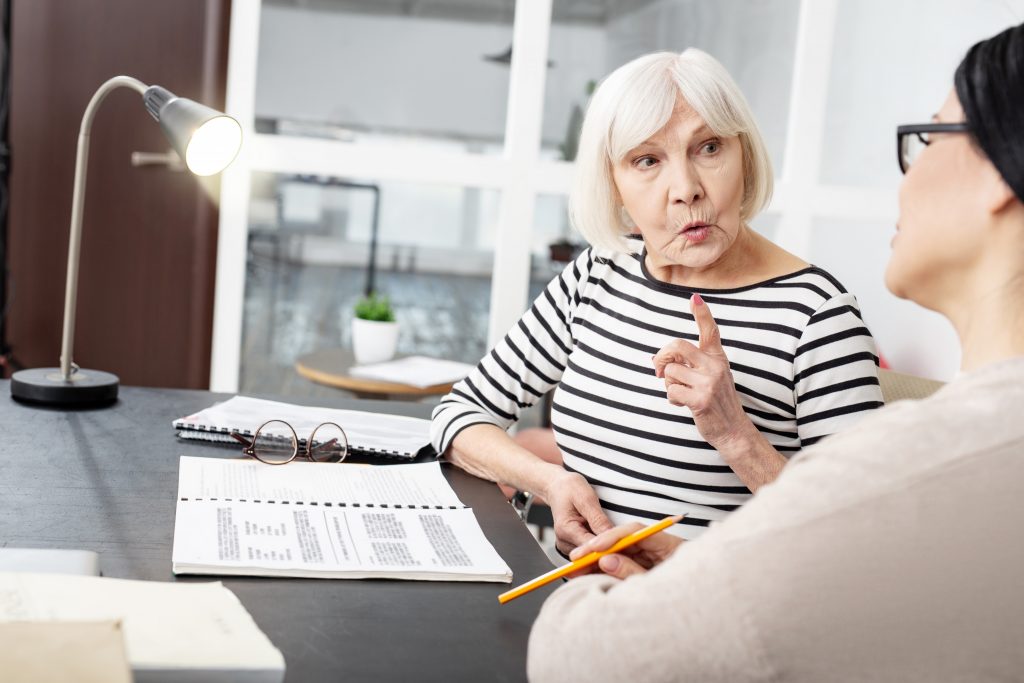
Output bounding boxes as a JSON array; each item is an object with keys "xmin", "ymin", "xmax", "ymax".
[
  {"xmin": 230, "ymin": 420, "xmax": 349, "ymax": 465},
  {"xmin": 897, "ymin": 122, "xmax": 970, "ymax": 174}
]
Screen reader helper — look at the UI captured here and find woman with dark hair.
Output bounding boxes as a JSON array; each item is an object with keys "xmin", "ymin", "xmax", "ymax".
[{"xmin": 528, "ymin": 22, "xmax": 1024, "ymax": 682}]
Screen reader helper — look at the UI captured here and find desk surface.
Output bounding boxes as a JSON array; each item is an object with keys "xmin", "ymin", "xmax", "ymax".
[
  {"xmin": 0, "ymin": 382, "xmax": 556, "ymax": 682},
  {"xmin": 296, "ymin": 348, "xmax": 456, "ymax": 398}
]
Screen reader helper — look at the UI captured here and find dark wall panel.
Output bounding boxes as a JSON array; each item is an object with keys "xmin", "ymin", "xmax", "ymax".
[{"xmin": 7, "ymin": 0, "xmax": 230, "ymax": 388}]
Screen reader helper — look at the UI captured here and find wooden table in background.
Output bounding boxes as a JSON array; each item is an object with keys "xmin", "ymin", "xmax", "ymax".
[{"xmin": 295, "ymin": 348, "xmax": 455, "ymax": 399}]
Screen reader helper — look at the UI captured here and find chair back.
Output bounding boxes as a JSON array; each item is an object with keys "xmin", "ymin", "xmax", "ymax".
[{"xmin": 878, "ymin": 368, "xmax": 944, "ymax": 403}]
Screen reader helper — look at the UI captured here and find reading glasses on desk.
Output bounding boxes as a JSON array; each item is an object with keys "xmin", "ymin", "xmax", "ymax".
[{"xmin": 230, "ymin": 420, "xmax": 349, "ymax": 465}]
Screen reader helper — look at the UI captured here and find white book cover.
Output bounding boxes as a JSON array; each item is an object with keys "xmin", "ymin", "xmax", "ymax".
[
  {"xmin": 0, "ymin": 573, "xmax": 285, "ymax": 683},
  {"xmin": 172, "ymin": 457, "xmax": 513, "ymax": 583}
]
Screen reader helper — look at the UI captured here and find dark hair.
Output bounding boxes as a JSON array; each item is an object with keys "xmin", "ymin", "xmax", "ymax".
[{"xmin": 955, "ymin": 22, "xmax": 1024, "ymax": 203}]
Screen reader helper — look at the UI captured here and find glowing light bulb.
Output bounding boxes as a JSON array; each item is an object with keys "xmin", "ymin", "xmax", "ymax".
[{"xmin": 185, "ymin": 115, "xmax": 242, "ymax": 176}]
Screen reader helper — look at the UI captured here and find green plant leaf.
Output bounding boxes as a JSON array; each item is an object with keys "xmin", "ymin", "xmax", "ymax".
[{"xmin": 354, "ymin": 293, "xmax": 396, "ymax": 322}]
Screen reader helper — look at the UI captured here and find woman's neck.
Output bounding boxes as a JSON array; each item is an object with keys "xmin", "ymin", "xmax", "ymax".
[
  {"xmin": 955, "ymin": 294, "xmax": 1024, "ymax": 372},
  {"xmin": 947, "ymin": 262, "xmax": 1024, "ymax": 372}
]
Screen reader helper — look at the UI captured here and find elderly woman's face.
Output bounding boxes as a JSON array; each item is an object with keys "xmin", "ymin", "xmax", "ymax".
[
  {"xmin": 887, "ymin": 88, "xmax": 991, "ymax": 309},
  {"xmin": 612, "ymin": 98, "xmax": 745, "ymax": 272}
]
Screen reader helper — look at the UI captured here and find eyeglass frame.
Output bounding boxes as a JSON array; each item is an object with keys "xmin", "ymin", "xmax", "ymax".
[
  {"xmin": 230, "ymin": 420, "xmax": 350, "ymax": 465},
  {"xmin": 897, "ymin": 122, "xmax": 971, "ymax": 174}
]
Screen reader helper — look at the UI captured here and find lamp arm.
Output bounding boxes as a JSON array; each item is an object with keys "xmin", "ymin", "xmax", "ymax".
[{"xmin": 59, "ymin": 76, "xmax": 149, "ymax": 380}]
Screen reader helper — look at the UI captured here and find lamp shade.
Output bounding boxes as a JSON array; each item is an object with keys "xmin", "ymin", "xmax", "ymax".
[{"xmin": 144, "ymin": 86, "xmax": 241, "ymax": 176}]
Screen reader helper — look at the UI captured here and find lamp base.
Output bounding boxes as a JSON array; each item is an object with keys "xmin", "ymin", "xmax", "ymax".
[{"xmin": 10, "ymin": 368, "xmax": 119, "ymax": 407}]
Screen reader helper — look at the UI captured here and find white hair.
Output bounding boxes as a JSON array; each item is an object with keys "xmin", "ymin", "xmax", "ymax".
[{"xmin": 569, "ymin": 48, "xmax": 774, "ymax": 253}]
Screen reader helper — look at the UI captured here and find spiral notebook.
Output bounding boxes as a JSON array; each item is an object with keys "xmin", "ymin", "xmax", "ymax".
[
  {"xmin": 172, "ymin": 456, "xmax": 513, "ymax": 582},
  {"xmin": 173, "ymin": 396, "xmax": 432, "ymax": 460}
]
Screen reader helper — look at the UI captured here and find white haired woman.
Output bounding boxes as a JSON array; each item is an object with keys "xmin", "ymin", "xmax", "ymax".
[{"xmin": 431, "ymin": 49, "xmax": 884, "ymax": 555}]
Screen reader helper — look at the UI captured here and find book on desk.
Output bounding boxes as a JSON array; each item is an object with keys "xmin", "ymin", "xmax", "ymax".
[
  {"xmin": 172, "ymin": 457, "xmax": 513, "ymax": 583},
  {"xmin": 0, "ymin": 573, "xmax": 285, "ymax": 682},
  {"xmin": 173, "ymin": 396, "xmax": 433, "ymax": 459}
]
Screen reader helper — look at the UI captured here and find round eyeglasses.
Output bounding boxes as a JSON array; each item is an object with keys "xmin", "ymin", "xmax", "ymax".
[{"xmin": 230, "ymin": 420, "xmax": 349, "ymax": 465}]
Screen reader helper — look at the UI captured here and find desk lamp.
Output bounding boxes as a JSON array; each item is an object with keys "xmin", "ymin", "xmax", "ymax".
[{"xmin": 10, "ymin": 76, "xmax": 242, "ymax": 406}]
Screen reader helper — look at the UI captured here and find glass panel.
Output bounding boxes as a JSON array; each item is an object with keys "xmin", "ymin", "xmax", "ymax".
[
  {"xmin": 255, "ymin": 1, "xmax": 513, "ymax": 153},
  {"xmin": 240, "ymin": 172, "xmax": 500, "ymax": 398},
  {"xmin": 820, "ymin": 0, "xmax": 1024, "ymax": 187},
  {"xmin": 808, "ymin": 216, "xmax": 958, "ymax": 381},
  {"xmin": 528, "ymin": 193, "xmax": 585, "ymax": 298},
  {"xmin": 541, "ymin": 0, "xmax": 800, "ymax": 170}
]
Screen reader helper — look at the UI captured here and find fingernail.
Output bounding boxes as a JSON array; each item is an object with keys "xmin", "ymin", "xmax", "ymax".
[
  {"xmin": 601, "ymin": 555, "xmax": 620, "ymax": 572},
  {"xmin": 692, "ymin": 293, "xmax": 703, "ymax": 306}
]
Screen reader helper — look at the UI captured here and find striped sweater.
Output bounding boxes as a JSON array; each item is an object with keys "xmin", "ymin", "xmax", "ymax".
[{"xmin": 431, "ymin": 246, "xmax": 884, "ymax": 538}]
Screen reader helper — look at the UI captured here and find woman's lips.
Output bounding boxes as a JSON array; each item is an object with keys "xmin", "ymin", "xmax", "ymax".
[{"xmin": 680, "ymin": 224, "xmax": 711, "ymax": 243}]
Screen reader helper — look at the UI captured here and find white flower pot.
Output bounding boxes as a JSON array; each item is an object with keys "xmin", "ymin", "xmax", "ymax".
[{"xmin": 351, "ymin": 318, "xmax": 399, "ymax": 365}]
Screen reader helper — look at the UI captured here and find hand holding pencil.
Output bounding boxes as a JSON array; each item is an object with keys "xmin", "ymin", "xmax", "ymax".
[
  {"xmin": 568, "ymin": 515, "xmax": 685, "ymax": 579},
  {"xmin": 499, "ymin": 515, "xmax": 684, "ymax": 604}
]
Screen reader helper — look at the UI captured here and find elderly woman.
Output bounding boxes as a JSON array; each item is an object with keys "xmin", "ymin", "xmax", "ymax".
[
  {"xmin": 528, "ymin": 22, "xmax": 1024, "ymax": 682},
  {"xmin": 431, "ymin": 49, "xmax": 883, "ymax": 555}
]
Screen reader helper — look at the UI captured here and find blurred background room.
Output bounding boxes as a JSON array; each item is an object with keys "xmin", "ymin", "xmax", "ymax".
[{"xmin": 3, "ymin": 0, "xmax": 1023, "ymax": 421}]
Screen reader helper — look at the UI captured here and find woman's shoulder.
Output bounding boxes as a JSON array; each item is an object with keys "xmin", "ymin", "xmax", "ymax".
[
  {"xmin": 571, "ymin": 239, "xmax": 644, "ymax": 276},
  {"xmin": 743, "ymin": 264, "xmax": 859, "ymax": 311}
]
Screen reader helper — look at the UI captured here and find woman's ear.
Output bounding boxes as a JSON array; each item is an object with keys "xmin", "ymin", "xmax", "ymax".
[{"xmin": 982, "ymin": 164, "xmax": 1019, "ymax": 216}]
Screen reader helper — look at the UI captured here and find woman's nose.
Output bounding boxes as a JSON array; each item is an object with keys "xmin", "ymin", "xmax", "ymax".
[{"xmin": 668, "ymin": 159, "xmax": 704, "ymax": 205}]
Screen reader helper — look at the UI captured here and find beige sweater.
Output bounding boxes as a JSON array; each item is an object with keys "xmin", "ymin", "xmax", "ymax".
[{"xmin": 528, "ymin": 356, "xmax": 1024, "ymax": 683}]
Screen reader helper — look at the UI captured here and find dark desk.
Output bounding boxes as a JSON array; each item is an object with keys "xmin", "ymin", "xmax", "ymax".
[{"xmin": 0, "ymin": 382, "xmax": 557, "ymax": 681}]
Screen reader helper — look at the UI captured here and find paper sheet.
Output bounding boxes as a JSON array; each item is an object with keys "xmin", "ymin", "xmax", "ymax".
[
  {"xmin": 177, "ymin": 456, "xmax": 464, "ymax": 508},
  {"xmin": 173, "ymin": 502, "xmax": 512, "ymax": 582},
  {"xmin": 348, "ymin": 355, "xmax": 474, "ymax": 388}
]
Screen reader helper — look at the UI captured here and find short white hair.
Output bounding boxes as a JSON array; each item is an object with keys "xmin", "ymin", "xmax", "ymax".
[{"xmin": 569, "ymin": 49, "xmax": 774, "ymax": 253}]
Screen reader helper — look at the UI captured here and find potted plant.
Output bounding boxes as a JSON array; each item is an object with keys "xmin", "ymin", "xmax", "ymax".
[{"xmin": 351, "ymin": 293, "xmax": 398, "ymax": 365}]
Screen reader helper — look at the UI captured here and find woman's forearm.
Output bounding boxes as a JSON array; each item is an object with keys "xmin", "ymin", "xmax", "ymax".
[
  {"xmin": 715, "ymin": 425, "xmax": 788, "ymax": 492},
  {"xmin": 446, "ymin": 423, "xmax": 564, "ymax": 499}
]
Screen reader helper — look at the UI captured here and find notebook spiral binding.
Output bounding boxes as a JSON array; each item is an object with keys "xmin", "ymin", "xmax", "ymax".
[
  {"xmin": 173, "ymin": 423, "xmax": 417, "ymax": 459},
  {"xmin": 178, "ymin": 497, "xmax": 464, "ymax": 509}
]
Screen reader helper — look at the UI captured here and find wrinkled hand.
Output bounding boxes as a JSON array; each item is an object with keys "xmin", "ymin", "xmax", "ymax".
[
  {"xmin": 567, "ymin": 522, "xmax": 684, "ymax": 580},
  {"xmin": 544, "ymin": 470, "xmax": 614, "ymax": 557},
  {"xmin": 652, "ymin": 293, "xmax": 752, "ymax": 448}
]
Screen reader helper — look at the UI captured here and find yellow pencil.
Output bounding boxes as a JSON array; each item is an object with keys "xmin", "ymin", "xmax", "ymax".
[{"xmin": 498, "ymin": 515, "xmax": 683, "ymax": 604}]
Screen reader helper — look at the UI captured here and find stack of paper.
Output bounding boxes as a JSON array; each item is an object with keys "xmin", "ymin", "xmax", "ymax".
[
  {"xmin": 348, "ymin": 355, "xmax": 474, "ymax": 388},
  {"xmin": 0, "ymin": 573, "xmax": 285, "ymax": 682}
]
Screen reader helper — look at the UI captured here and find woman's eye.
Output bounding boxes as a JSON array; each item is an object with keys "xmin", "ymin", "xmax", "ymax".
[
  {"xmin": 633, "ymin": 156, "xmax": 657, "ymax": 169},
  {"xmin": 701, "ymin": 141, "xmax": 720, "ymax": 155}
]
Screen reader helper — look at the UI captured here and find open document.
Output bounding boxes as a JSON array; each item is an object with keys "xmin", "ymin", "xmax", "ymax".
[{"xmin": 172, "ymin": 457, "xmax": 513, "ymax": 583}]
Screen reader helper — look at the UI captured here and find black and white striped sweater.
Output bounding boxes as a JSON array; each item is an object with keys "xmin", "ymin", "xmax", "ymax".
[{"xmin": 431, "ymin": 246, "xmax": 884, "ymax": 538}]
